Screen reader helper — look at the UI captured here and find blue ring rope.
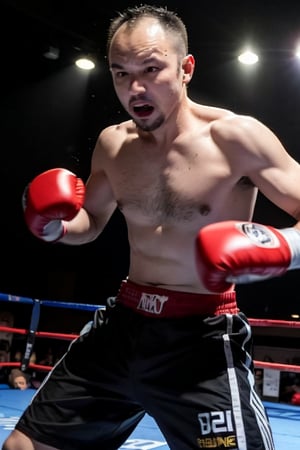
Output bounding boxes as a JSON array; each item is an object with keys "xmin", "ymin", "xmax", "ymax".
[
  {"xmin": 0, "ymin": 292, "xmax": 106, "ymax": 370},
  {"xmin": 0, "ymin": 292, "xmax": 105, "ymax": 311}
]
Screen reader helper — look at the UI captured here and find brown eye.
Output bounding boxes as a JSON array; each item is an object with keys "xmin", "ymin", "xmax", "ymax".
[{"xmin": 146, "ymin": 67, "xmax": 159, "ymax": 73}]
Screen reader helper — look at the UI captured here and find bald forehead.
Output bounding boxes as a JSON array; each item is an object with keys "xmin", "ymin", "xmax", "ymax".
[
  {"xmin": 109, "ymin": 17, "xmax": 178, "ymax": 59},
  {"xmin": 119, "ymin": 17, "xmax": 165, "ymax": 35}
]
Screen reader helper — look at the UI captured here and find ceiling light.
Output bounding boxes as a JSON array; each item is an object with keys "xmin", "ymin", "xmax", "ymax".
[
  {"xmin": 295, "ymin": 44, "xmax": 300, "ymax": 59},
  {"xmin": 75, "ymin": 57, "xmax": 95, "ymax": 70},
  {"xmin": 238, "ymin": 50, "xmax": 259, "ymax": 65}
]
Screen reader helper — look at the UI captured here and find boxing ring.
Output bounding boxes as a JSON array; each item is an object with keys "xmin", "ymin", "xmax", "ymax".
[{"xmin": 1, "ymin": 294, "xmax": 300, "ymax": 449}]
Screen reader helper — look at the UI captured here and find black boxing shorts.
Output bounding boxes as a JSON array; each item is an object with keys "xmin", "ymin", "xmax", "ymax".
[{"xmin": 15, "ymin": 280, "xmax": 274, "ymax": 449}]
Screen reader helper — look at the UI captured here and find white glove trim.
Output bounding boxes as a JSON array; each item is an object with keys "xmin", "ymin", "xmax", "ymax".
[
  {"xmin": 42, "ymin": 220, "xmax": 65, "ymax": 242},
  {"xmin": 279, "ymin": 228, "xmax": 300, "ymax": 270}
]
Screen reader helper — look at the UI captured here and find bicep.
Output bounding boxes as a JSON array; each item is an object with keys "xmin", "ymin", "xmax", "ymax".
[
  {"xmin": 84, "ymin": 170, "xmax": 117, "ymax": 227},
  {"xmin": 220, "ymin": 115, "xmax": 300, "ymax": 220},
  {"xmin": 84, "ymin": 128, "xmax": 119, "ymax": 226},
  {"xmin": 250, "ymin": 155, "xmax": 300, "ymax": 220}
]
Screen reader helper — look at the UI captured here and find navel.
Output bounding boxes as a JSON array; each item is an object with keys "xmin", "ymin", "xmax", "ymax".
[{"xmin": 199, "ymin": 204, "xmax": 211, "ymax": 216}]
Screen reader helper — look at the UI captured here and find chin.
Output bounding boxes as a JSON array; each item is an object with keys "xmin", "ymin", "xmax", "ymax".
[{"xmin": 135, "ymin": 116, "xmax": 164, "ymax": 132}]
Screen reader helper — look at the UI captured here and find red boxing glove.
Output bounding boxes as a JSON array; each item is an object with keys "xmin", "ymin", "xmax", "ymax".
[
  {"xmin": 23, "ymin": 168, "xmax": 85, "ymax": 242},
  {"xmin": 195, "ymin": 220, "xmax": 300, "ymax": 292}
]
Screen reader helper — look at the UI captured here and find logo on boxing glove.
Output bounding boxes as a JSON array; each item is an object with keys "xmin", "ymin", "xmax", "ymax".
[{"xmin": 237, "ymin": 223, "xmax": 280, "ymax": 248}]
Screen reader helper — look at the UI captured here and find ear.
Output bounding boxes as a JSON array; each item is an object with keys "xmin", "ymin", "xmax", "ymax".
[{"xmin": 182, "ymin": 54, "xmax": 195, "ymax": 84}]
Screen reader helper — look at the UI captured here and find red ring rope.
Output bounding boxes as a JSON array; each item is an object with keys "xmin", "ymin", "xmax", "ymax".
[
  {"xmin": 1, "ymin": 292, "xmax": 300, "ymax": 377},
  {"xmin": 249, "ymin": 318, "xmax": 300, "ymax": 328},
  {"xmin": 1, "ymin": 319, "xmax": 300, "ymax": 373}
]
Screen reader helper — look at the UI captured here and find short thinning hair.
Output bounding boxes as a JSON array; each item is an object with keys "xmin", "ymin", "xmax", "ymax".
[{"xmin": 106, "ymin": 4, "xmax": 188, "ymax": 57}]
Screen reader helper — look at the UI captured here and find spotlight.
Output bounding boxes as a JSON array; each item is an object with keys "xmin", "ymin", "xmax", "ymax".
[
  {"xmin": 75, "ymin": 57, "xmax": 95, "ymax": 70},
  {"xmin": 291, "ymin": 314, "xmax": 300, "ymax": 319},
  {"xmin": 295, "ymin": 44, "xmax": 300, "ymax": 59},
  {"xmin": 238, "ymin": 50, "xmax": 259, "ymax": 65}
]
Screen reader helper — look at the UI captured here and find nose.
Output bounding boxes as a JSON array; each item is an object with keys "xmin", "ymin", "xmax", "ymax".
[{"xmin": 129, "ymin": 76, "xmax": 146, "ymax": 94}]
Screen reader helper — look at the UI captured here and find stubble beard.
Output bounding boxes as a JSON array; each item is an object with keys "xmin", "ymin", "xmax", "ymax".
[{"xmin": 133, "ymin": 114, "xmax": 165, "ymax": 132}]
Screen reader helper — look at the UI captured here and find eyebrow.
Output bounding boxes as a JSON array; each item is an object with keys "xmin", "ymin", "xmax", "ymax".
[
  {"xmin": 110, "ymin": 56, "xmax": 160, "ymax": 70},
  {"xmin": 110, "ymin": 63, "xmax": 123, "ymax": 70}
]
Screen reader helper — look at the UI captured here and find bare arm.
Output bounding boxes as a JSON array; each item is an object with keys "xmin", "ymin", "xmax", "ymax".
[
  {"xmin": 213, "ymin": 114, "xmax": 300, "ymax": 228},
  {"xmin": 196, "ymin": 115, "xmax": 300, "ymax": 292},
  {"xmin": 60, "ymin": 129, "xmax": 118, "ymax": 245}
]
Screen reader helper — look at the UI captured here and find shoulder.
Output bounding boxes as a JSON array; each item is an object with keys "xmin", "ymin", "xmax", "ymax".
[
  {"xmin": 193, "ymin": 101, "xmax": 273, "ymax": 147},
  {"xmin": 192, "ymin": 103, "xmax": 265, "ymax": 140},
  {"xmin": 93, "ymin": 120, "xmax": 137, "ymax": 157},
  {"xmin": 209, "ymin": 112, "xmax": 289, "ymax": 167},
  {"xmin": 210, "ymin": 113, "xmax": 271, "ymax": 143},
  {"xmin": 97, "ymin": 120, "xmax": 135, "ymax": 146}
]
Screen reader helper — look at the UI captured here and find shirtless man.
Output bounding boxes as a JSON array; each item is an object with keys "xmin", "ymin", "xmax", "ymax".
[{"xmin": 4, "ymin": 4, "xmax": 300, "ymax": 449}]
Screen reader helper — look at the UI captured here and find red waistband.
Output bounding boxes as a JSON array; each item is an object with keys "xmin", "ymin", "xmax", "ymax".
[{"xmin": 116, "ymin": 280, "xmax": 239, "ymax": 318}]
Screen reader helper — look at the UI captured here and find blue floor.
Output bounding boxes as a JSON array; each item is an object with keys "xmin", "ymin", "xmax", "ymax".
[{"xmin": 1, "ymin": 388, "xmax": 300, "ymax": 449}]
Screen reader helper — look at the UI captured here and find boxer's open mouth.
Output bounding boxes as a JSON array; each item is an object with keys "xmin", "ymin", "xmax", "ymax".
[{"xmin": 133, "ymin": 104, "xmax": 154, "ymax": 117}]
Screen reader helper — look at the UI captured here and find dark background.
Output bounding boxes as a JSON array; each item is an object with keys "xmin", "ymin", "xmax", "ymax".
[{"xmin": 1, "ymin": 0, "xmax": 300, "ymax": 319}]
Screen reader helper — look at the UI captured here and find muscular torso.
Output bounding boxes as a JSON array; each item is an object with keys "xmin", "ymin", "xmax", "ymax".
[{"xmin": 95, "ymin": 104, "xmax": 259, "ymax": 293}]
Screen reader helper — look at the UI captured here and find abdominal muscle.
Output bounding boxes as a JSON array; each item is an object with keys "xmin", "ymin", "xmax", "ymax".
[{"xmin": 126, "ymin": 221, "xmax": 221, "ymax": 294}]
